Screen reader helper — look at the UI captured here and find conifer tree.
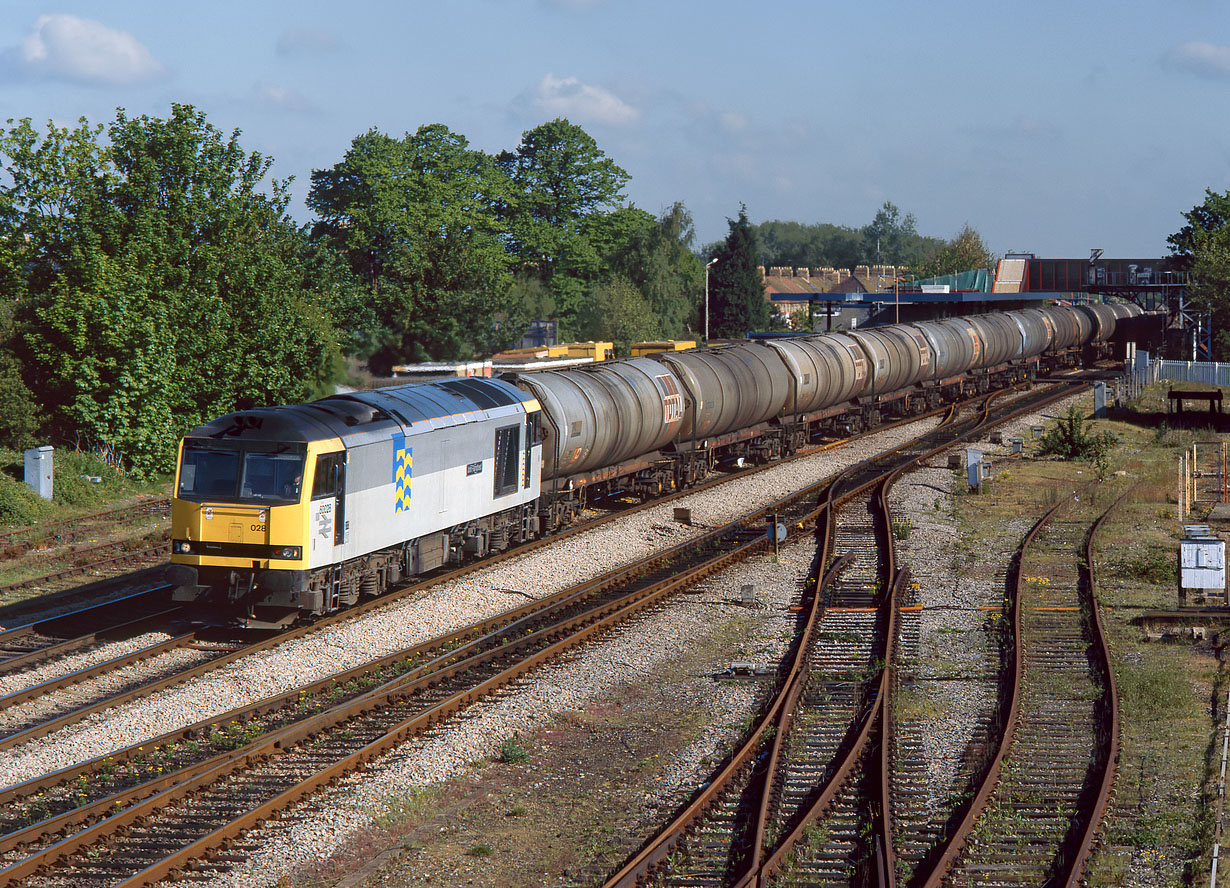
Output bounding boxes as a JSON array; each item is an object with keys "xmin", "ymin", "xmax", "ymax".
[{"xmin": 708, "ymin": 205, "xmax": 768, "ymax": 339}]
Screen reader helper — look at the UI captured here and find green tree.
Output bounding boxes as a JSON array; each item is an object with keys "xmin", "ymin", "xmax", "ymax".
[
  {"xmin": 603, "ymin": 202, "xmax": 703, "ymax": 338},
  {"xmin": 755, "ymin": 219, "xmax": 864, "ymax": 270},
  {"xmin": 3, "ymin": 106, "xmax": 341, "ymax": 473},
  {"xmin": 707, "ymin": 205, "xmax": 768, "ymax": 339},
  {"xmin": 912, "ymin": 224, "xmax": 996, "ymax": 279},
  {"xmin": 576, "ymin": 277, "xmax": 659, "ymax": 354},
  {"xmin": 309, "ymin": 124, "xmax": 516, "ymax": 372},
  {"xmin": 861, "ymin": 202, "xmax": 945, "ymax": 267},
  {"xmin": 1170, "ymin": 189, "xmax": 1230, "ymax": 358},
  {"xmin": 0, "ymin": 303, "xmax": 39, "ymax": 449},
  {"xmin": 499, "ymin": 119, "xmax": 629, "ymax": 334}
]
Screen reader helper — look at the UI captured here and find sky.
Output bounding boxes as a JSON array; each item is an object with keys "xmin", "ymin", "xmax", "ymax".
[{"xmin": 0, "ymin": 0, "xmax": 1226, "ymax": 260}]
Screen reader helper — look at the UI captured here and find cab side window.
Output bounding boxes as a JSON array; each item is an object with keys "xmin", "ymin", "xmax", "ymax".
[
  {"xmin": 493, "ymin": 425, "xmax": 520, "ymax": 497},
  {"xmin": 313, "ymin": 454, "xmax": 343, "ymax": 499}
]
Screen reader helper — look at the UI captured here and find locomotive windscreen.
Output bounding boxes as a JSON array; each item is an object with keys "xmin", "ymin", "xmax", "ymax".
[{"xmin": 178, "ymin": 439, "xmax": 306, "ymax": 504}]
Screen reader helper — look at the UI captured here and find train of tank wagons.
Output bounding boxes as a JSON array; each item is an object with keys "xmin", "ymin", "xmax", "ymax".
[{"xmin": 167, "ymin": 301, "xmax": 1144, "ymax": 625}]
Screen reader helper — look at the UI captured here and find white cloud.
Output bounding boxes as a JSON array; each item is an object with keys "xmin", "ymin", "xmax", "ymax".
[
  {"xmin": 6, "ymin": 14, "xmax": 166, "ymax": 85},
  {"xmin": 255, "ymin": 82, "xmax": 315, "ymax": 113},
  {"xmin": 533, "ymin": 74, "xmax": 639, "ymax": 125},
  {"xmin": 1164, "ymin": 41, "xmax": 1230, "ymax": 79}
]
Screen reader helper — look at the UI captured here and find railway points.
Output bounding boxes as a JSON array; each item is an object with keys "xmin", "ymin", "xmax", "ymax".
[
  {"xmin": 0, "ymin": 387, "xmax": 1066, "ymax": 888},
  {"xmin": 0, "ymin": 297, "xmax": 1197, "ymax": 886}
]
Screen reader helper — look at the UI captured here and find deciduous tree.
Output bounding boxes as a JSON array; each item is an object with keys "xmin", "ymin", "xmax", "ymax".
[
  {"xmin": 576, "ymin": 277, "xmax": 659, "ymax": 355},
  {"xmin": 755, "ymin": 219, "xmax": 864, "ymax": 270},
  {"xmin": 912, "ymin": 224, "xmax": 996, "ymax": 280},
  {"xmin": 861, "ymin": 201, "xmax": 944, "ymax": 267},
  {"xmin": 603, "ymin": 202, "xmax": 703, "ymax": 339},
  {"xmin": 309, "ymin": 124, "xmax": 516, "ymax": 371},
  {"xmin": 2, "ymin": 105, "xmax": 341, "ymax": 473},
  {"xmin": 499, "ymin": 119, "xmax": 629, "ymax": 333},
  {"xmin": 1170, "ymin": 189, "xmax": 1230, "ymax": 359}
]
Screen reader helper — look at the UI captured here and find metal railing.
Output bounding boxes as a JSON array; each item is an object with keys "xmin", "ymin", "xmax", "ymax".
[{"xmin": 1154, "ymin": 358, "xmax": 1230, "ymax": 387}]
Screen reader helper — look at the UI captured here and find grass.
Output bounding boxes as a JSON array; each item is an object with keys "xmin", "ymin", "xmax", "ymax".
[
  {"xmin": 0, "ymin": 447, "xmax": 168, "ymax": 526},
  {"xmin": 0, "ymin": 448, "xmax": 172, "ymax": 609},
  {"xmin": 1107, "ymin": 545, "xmax": 1178, "ymax": 586}
]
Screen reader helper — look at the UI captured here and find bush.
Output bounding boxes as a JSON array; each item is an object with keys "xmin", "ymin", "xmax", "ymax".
[
  {"xmin": 1037, "ymin": 406, "xmax": 1117, "ymax": 472},
  {"xmin": 498, "ymin": 733, "xmax": 530, "ymax": 764},
  {"xmin": 0, "ymin": 360, "xmax": 40, "ymax": 450},
  {"xmin": 52, "ymin": 451, "xmax": 132, "ymax": 508},
  {"xmin": 0, "ymin": 446, "xmax": 167, "ymax": 526},
  {"xmin": 0, "ymin": 473, "xmax": 51, "ymax": 525}
]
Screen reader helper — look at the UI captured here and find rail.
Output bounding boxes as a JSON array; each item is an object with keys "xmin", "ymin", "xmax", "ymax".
[
  {"xmin": 607, "ymin": 383, "xmax": 1082, "ymax": 887},
  {"xmin": 916, "ymin": 479, "xmax": 1121, "ymax": 887}
]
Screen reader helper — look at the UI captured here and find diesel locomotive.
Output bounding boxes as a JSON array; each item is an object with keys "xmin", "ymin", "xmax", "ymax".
[{"xmin": 167, "ymin": 302, "xmax": 1142, "ymax": 626}]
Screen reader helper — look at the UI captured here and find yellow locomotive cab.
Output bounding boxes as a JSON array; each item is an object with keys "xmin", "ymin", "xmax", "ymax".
[{"xmin": 169, "ymin": 436, "xmax": 342, "ymax": 617}]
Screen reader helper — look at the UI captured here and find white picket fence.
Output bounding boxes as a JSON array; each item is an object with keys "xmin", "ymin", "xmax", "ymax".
[
  {"xmin": 1155, "ymin": 360, "xmax": 1230, "ymax": 387},
  {"xmin": 1120, "ymin": 352, "xmax": 1230, "ymax": 404}
]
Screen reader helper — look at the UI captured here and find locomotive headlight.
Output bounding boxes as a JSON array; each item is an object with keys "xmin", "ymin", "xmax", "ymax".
[
  {"xmin": 273, "ymin": 546, "xmax": 302, "ymax": 559},
  {"xmin": 175, "ymin": 540, "xmax": 194, "ymax": 554}
]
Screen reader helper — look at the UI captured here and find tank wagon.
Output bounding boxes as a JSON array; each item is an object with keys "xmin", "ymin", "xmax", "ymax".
[{"xmin": 168, "ymin": 302, "xmax": 1142, "ymax": 625}]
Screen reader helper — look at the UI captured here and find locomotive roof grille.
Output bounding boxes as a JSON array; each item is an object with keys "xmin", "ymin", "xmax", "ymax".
[
  {"xmin": 436, "ymin": 377, "xmax": 519, "ymax": 409},
  {"xmin": 307, "ymin": 398, "xmax": 392, "ymax": 426}
]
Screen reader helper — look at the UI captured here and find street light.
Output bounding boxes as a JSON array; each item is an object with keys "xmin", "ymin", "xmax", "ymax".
[{"xmin": 704, "ymin": 257, "xmax": 718, "ymax": 343}]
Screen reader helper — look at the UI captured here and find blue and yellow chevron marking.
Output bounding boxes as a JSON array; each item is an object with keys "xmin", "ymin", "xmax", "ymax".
[{"xmin": 392, "ymin": 434, "xmax": 412, "ymax": 513}]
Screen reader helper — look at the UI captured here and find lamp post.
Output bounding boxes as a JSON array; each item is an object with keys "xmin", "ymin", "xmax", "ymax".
[{"xmin": 704, "ymin": 257, "xmax": 718, "ymax": 343}]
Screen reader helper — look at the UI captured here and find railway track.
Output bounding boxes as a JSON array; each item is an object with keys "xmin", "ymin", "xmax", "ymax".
[
  {"xmin": 0, "ymin": 376, "xmax": 1092, "ymax": 880},
  {"xmin": 0, "ymin": 396, "xmax": 977, "ymax": 758},
  {"xmin": 0, "ymin": 497, "xmax": 171, "ymax": 601},
  {"xmin": 754, "ymin": 488, "xmax": 899, "ymax": 885},
  {"xmin": 909, "ymin": 485, "xmax": 1125, "ymax": 888},
  {"xmin": 0, "ymin": 540, "xmax": 171, "ymax": 599},
  {"xmin": 604, "ymin": 381, "xmax": 1084, "ymax": 888},
  {"xmin": 0, "ymin": 400, "xmax": 891, "ymax": 887},
  {"xmin": 0, "ymin": 497, "xmax": 168, "ymax": 556},
  {"xmin": 886, "ymin": 528, "xmax": 1006, "ymax": 886},
  {"xmin": 0, "ymin": 626, "xmax": 276, "ymax": 754},
  {"xmin": 648, "ymin": 482, "xmax": 894, "ymax": 888},
  {"xmin": 0, "ymin": 586, "xmax": 178, "ymax": 676}
]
